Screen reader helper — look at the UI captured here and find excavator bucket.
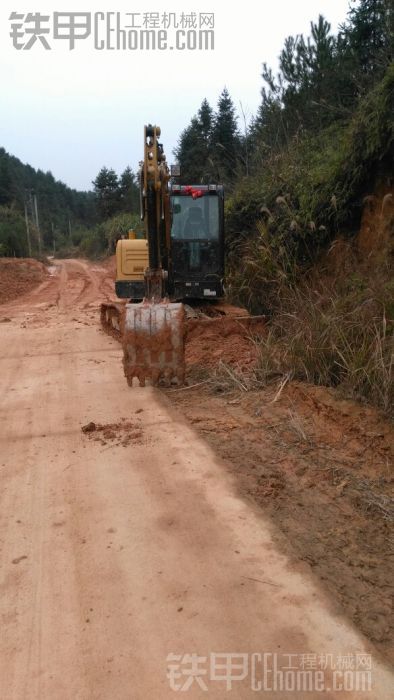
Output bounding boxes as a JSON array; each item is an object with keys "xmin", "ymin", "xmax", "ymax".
[{"xmin": 122, "ymin": 301, "xmax": 185, "ymax": 387}]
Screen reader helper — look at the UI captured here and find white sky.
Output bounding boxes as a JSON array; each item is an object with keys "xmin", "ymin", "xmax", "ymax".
[{"xmin": 1, "ymin": 0, "xmax": 352, "ymax": 191}]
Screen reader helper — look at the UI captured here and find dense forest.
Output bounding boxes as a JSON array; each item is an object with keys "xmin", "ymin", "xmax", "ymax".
[{"xmin": 0, "ymin": 150, "xmax": 140, "ymax": 257}]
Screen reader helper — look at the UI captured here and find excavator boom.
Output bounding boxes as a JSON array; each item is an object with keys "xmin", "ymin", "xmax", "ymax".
[{"xmin": 121, "ymin": 125, "xmax": 185, "ymax": 386}]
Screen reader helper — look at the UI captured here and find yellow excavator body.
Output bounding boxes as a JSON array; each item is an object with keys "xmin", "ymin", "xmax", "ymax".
[
  {"xmin": 115, "ymin": 235, "xmax": 148, "ymax": 299},
  {"xmin": 117, "ymin": 238, "xmax": 148, "ymax": 280}
]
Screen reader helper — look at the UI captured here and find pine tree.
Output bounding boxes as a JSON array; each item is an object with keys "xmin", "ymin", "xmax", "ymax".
[
  {"xmin": 211, "ymin": 88, "xmax": 240, "ymax": 184},
  {"xmin": 255, "ymin": 13, "xmax": 357, "ymax": 145},
  {"xmin": 119, "ymin": 167, "xmax": 139, "ymax": 213},
  {"xmin": 342, "ymin": 0, "xmax": 393, "ymax": 91},
  {"xmin": 173, "ymin": 118, "xmax": 203, "ymax": 183},
  {"xmin": 92, "ymin": 167, "xmax": 120, "ymax": 220},
  {"xmin": 198, "ymin": 98, "xmax": 214, "ymax": 147},
  {"xmin": 173, "ymin": 99, "xmax": 215, "ymax": 183}
]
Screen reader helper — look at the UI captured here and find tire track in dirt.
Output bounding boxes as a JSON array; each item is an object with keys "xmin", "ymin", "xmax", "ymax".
[
  {"xmin": 0, "ymin": 258, "xmax": 116, "ymax": 319},
  {"xmin": 55, "ymin": 261, "xmax": 68, "ymax": 310},
  {"xmin": 59, "ymin": 259, "xmax": 115, "ymax": 310}
]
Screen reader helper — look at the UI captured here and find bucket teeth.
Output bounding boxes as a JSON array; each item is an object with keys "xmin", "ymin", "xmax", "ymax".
[{"xmin": 122, "ymin": 302, "xmax": 185, "ymax": 387}]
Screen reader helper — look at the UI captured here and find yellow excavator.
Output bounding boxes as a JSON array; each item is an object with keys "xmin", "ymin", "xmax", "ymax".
[{"xmin": 101, "ymin": 124, "xmax": 225, "ymax": 386}]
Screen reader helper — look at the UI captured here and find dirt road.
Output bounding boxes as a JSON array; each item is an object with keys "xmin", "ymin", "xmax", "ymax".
[{"xmin": 0, "ymin": 259, "xmax": 392, "ymax": 699}]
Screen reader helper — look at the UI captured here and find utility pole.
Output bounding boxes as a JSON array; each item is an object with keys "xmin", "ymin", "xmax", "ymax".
[
  {"xmin": 33, "ymin": 193, "xmax": 42, "ymax": 257},
  {"xmin": 24, "ymin": 200, "xmax": 32, "ymax": 257},
  {"xmin": 68, "ymin": 217, "xmax": 72, "ymax": 240},
  {"xmin": 51, "ymin": 221, "xmax": 56, "ymax": 256}
]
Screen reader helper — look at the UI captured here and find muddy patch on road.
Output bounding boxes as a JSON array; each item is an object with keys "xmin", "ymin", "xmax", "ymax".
[{"xmin": 81, "ymin": 419, "xmax": 144, "ymax": 447}]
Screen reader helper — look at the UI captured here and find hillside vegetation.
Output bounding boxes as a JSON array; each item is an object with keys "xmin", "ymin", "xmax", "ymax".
[
  {"xmin": 0, "ymin": 150, "xmax": 139, "ymax": 258},
  {"xmin": 175, "ymin": 0, "xmax": 394, "ymax": 414}
]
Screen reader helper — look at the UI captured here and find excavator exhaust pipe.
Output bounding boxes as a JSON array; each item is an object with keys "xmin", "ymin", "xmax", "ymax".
[{"xmin": 122, "ymin": 301, "xmax": 185, "ymax": 387}]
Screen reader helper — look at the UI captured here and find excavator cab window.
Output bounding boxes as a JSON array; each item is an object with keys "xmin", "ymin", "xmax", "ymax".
[{"xmin": 170, "ymin": 195, "xmax": 219, "ymax": 241}]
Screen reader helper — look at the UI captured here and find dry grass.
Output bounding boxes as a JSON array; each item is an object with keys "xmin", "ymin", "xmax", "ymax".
[
  {"xmin": 228, "ymin": 210, "xmax": 394, "ymax": 417},
  {"xmin": 254, "ymin": 267, "xmax": 394, "ymax": 416}
]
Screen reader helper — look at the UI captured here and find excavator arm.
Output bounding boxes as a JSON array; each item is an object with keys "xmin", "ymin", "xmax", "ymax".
[{"xmin": 120, "ymin": 125, "xmax": 185, "ymax": 386}]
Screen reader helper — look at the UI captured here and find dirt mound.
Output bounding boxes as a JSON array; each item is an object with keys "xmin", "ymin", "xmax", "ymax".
[
  {"xmin": 0, "ymin": 258, "xmax": 48, "ymax": 304},
  {"xmin": 185, "ymin": 316, "xmax": 265, "ymax": 372}
]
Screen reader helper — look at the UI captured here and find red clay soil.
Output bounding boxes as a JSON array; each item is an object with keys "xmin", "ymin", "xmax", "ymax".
[
  {"xmin": 0, "ymin": 258, "xmax": 48, "ymax": 304},
  {"xmin": 167, "ymin": 379, "xmax": 394, "ymax": 664},
  {"xmin": 101, "ymin": 254, "xmax": 116, "ymax": 275},
  {"xmin": 185, "ymin": 316, "xmax": 265, "ymax": 372}
]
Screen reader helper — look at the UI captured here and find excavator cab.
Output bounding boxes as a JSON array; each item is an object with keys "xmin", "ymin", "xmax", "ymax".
[{"xmin": 168, "ymin": 185, "xmax": 225, "ymax": 301}]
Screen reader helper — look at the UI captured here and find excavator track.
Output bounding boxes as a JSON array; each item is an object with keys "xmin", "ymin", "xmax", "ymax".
[{"xmin": 100, "ymin": 302, "xmax": 124, "ymax": 343}]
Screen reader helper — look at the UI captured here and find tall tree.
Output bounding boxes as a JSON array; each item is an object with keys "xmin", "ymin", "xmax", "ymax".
[
  {"xmin": 254, "ymin": 1, "xmax": 393, "ymax": 153},
  {"xmin": 119, "ymin": 167, "xmax": 139, "ymax": 213},
  {"xmin": 211, "ymin": 88, "xmax": 240, "ymax": 184},
  {"xmin": 92, "ymin": 167, "xmax": 120, "ymax": 220},
  {"xmin": 198, "ymin": 98, "xmax": 214, "ymax": 148},
  {"xmin": 173, "ymin": 98, "xmax": 215, "ymax": 183},
  {"xmin": 258, "ymin": 15, "xmax": 338, "ymax": 140},
  {"xmin": 340, "ymin": 0, "xmax": 393, "ymax": 92}
]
